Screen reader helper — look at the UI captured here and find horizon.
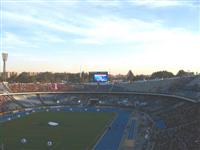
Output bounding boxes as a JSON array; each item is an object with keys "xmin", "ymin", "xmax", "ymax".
[
  {"xmin": 0, "ymin": 69, "xmax": 198, "ymax": 76},
  {"xmin": 1, "ymin": 0, "xmax": 200, "ymax": 74}
]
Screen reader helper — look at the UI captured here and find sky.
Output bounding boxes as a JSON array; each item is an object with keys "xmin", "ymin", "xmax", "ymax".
[{"xmin": 0, "ymin": 0, "xmax": 200, "ymax": 75}]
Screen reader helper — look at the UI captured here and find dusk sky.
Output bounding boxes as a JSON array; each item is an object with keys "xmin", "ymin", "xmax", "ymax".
[{"xmin": 0, "ymin": 0, "xmax": 200, "ymax": 75}]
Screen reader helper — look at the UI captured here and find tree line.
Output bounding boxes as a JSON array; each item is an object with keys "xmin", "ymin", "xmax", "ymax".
[
  {"xmin": 0, "ymin": 70, "xmax": 197, "ymax": 83},
  {"xmin": 1, "ymin": 72, "xmax": 83, "ymax": 83},
  {"xmin": 121, "ymin": 69, "xmax": 196, "ymax": 82}
]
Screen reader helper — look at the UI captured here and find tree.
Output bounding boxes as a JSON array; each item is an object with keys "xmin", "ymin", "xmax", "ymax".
[
  {"xmin": 108, "ymin": 74, "xmax": 113, "ymax": 82},
  {"xmin": 127, "ymin": 70, "xmax": 134, "ymax": 82},
  {"xmin": 8, "ymin": 74, "xmax": 18, "ymax": 83},
  {"xmin": 36, "ymin": 72, "xmax": 54, "ymax": 82},
  {"xmin": 80, "ymin": 72, "xmax": 89, "ymax": 82},
  {"xmin": 176, "ymin": 70, "xmax": 194, "ymax": 77},
  {"xmin": 54, "ymin": 73, "xmax": 67, "ymax": 82},
  {"xmin": 16, "ymin": 72, "xmax": 32, "ymax": 83},
  {"xmin": 134, "ymin": 74, "xmax": 149, "ymax": 81},
  {"xmin": 0, "ymin": 74, "xmax": 3, "ymax": 82},
  {"xmin": 151, "ymin": 71, "xmax": 174, "ymax": 79},
  {"xmin": 67, "ymin": 73, "xmax": 80, "ymax": 83}
]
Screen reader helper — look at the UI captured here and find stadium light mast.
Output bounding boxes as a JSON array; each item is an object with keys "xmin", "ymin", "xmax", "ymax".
[
  {"xmin": 2, "ymin": 52, "xmax": 8, "ymax": 81},
  {"xmin": 80, "ymin": 65, "xmax": 82, "ymax": 78}
]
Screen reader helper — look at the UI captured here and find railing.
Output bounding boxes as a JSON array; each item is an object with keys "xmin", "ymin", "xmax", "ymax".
[{"xmin": 0, "ymin": 91, "xmax": 198, "ymax": 103}]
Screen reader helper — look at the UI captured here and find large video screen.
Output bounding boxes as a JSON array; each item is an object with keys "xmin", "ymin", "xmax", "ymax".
[{"xmin": 94, "ymin": 74, "xmax": 108, "ymax": 82}]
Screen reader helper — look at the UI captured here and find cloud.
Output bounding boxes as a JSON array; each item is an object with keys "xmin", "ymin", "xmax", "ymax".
[
  {"xmin": 85, "ymin": 0, "xmax": 122, "ymax": 6},
  {"xmin": 2, "ymin": 1, "xmax": 200, "ymax": 74},
  {"xmin": 3, "ymin": 32, "xmax": 38, "ymax": 49},
  {"xmin": 74, "ymin": 16, "xmax": 200, "ymax": 72},
  {"xmin": 75, "ymin": 16, "xmax": 199, "ymax": 46},
  {"xmin": 4, "ymin": 11, "xmax": 86, "ymax": 35},
  {"xmin": 31, "ymin": 32, "xmax": 66, "ymax": 43},
  {"xmin": 4, "ymin": 8, "xmax": 199, "ymax": 52},
  {"xmin": 130, "ymin": 0, "xmax": 180, "ymax": 7},
  {"xmin": 128, "ymin": 0, "xmax": 198, "ymax": 8}
]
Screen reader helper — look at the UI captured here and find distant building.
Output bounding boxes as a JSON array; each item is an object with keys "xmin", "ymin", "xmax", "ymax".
[
  {"xmin": 27, "ymin": 72, "xmax": 39, "ymax": 76},
  {"xmin": 0, "ymin": 72, "xmax": 18, "ymax": 78},
  {"xmin": 7, "ymin": 72, "xmax": 18, "ymax": 78}
]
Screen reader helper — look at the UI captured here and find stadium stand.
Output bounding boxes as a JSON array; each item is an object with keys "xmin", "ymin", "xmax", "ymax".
[
  {"xmin": 0, "ymin": 76, "xmax": 199, "ymax": 150},
  {"xmin": 137, "ymin": 100, "xmax": 200, "ymax": 150},
  {"xmin": 0, "ymin": 83, "xmax": 8, "ymax": 93},
  {"xmin": 8, "ymin": 83, "xmax": 73, "ymax": 92},
  {"xmin": 117, "ymin": 75, "xmax": 200, "ymax": 101}
]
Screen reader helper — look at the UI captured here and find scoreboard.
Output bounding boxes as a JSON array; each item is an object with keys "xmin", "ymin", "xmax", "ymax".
[{"xmin": 89, "ymin": 72, "xmax": 108, "ymax": 82}]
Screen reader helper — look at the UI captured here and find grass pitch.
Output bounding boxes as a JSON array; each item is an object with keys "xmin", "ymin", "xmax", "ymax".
[{"xmin": 0, "ymin": 111, "xmax": 115, "ymax": 150}]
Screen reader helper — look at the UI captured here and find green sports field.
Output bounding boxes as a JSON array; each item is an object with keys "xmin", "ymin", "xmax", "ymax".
[{"xmin": 0, "ymin": 112, "xmax": 115, "ymax": 150}]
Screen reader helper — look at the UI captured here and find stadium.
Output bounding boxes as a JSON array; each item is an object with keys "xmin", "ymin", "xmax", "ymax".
[
  {"xmin": 0, "ymin": 74, "xmax": 200, "ymax": 150},
  {"xmin": 1, "ymin": 0, "xmax": 200, "ymax": 150}
]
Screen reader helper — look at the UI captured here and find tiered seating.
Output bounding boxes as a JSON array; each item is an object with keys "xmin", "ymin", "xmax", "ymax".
[
  {"xmin": 0, "ymin": 96, "xmax": 9, "ymax": 112},
  {"xmin": 12, "ymin": 95, "xmax": 36, "ymax": 107},
  {"xmin": 0, "ymin": 83, "xmax": 10, "ymax": 93},
  {"xmin": 146, "ymin": 102, "xmax": 199, "ymax": 150},
  {"xmin": 118, "ymin": 75, "xmax": 200, "ymax": 101},
  {"xmin": 0, "ymin": 95, "xmax": 17, "ymax": 112},
  {"xmin": 39, "ymin": 94, "xmax": 57, "ymax": 105},
  {"xmin": 8, "ymin": 83, "xmax": 73, "ymax": 93},
  {"xmin": 154, "ymin": 120, "xmax": 166, "ymax": 129}
]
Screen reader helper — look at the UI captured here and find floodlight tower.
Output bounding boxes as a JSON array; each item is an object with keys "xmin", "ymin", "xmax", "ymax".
[{"xmin": 2, "ymin": 52, "xmax": 8, "ymax": 81}]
